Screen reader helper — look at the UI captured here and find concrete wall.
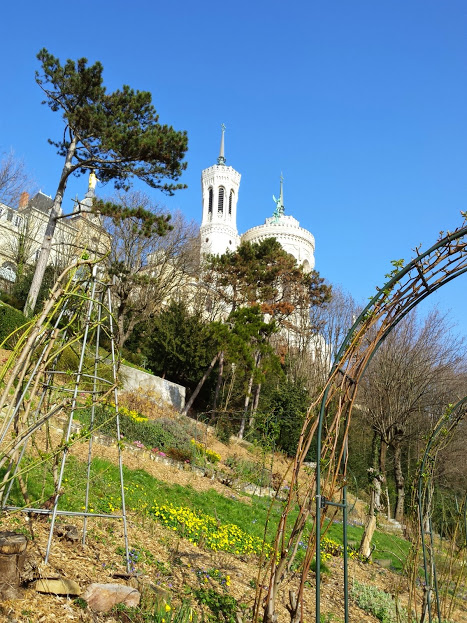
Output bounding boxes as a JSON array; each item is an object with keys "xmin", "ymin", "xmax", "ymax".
[{"xmin": 119, "ymin": 364, "xmax": 186, "ymax": 411}]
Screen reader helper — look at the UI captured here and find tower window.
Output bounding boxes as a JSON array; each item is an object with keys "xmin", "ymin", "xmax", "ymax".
[
  {"xmin": 208, "ymin": 187, "xmax": 213, "ymax": 216},
  {"xmin": 218, "ymin": 187, "xmax": 225, "ymax": 215},
  {"xmin": 229, "ymin": 189, "xmax": 234, "ymax": 215}
]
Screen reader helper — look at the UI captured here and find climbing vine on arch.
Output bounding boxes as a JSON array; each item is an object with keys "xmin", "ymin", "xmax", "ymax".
[{"xmin": 255, "ymin": 217, "xmax": 467, "ymax": 623}]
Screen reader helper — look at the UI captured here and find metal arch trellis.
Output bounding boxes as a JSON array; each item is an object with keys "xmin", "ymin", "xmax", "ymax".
[
  {"xmin": 256, "ymin": 219, "xmax": 467, "ymax": 623},
  {"xmin": 0, "ymin": 260, "xmax": 130, "ymax": 571}
]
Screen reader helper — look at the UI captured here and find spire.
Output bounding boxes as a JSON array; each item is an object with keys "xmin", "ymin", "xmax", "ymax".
[
  {"xmin": 272, "ymin": 172, "xmax": 285, "ymax": 223},
  {"xmin": 217, "ymin": 123, "xmax": 226, "ymax": 165}
]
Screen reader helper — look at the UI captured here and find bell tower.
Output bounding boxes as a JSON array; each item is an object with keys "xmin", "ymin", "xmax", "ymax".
[{"xmin": 200, "ymin": 125, "xmax": 241, "ymax": 258}]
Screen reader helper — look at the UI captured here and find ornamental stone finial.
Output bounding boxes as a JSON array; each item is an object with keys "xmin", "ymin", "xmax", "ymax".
[{"xmin": 217, "ymin": 123, "xmax": 226, "ymax": 165}]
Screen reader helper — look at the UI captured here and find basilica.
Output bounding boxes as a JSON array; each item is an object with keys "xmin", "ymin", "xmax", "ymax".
[{"xmin": 199, "ymin": 127, "xmax": 316, "ymax": 271}]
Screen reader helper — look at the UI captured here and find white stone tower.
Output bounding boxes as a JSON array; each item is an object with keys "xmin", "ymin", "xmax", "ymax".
[{"xmin": 200, "ymin": 125, "xmax": 241, "ymax": 257}]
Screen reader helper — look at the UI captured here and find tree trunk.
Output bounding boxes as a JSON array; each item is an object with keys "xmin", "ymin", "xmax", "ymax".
[
  {"xmin": 238, "ymin": 371, "xmax": 254, "ymax": 440},
  {"xmin": 181, "ymin": 352, "xmax": 220, "ymax": 416},
  {"xmin": 248, "ymin": 382, "xmax": 261, "ymax": 430},
  {"xmin": 378, "ymin": 438, "xmax": 387, "ymax": 512},
  {"xmin": 393, "ymin": 438, "xmax": 405, "ymax": 523},
  {"xmin": 248, "ymin": 352, "xmax": 262, "ymax": 430},
  {"xmin": 24, "ymin": 139, "xmax": 76, "ymax": 316},
  {"xmin": 0, "ymin": 532, "xmax": 28, "ymax": 599},
  {"xmin": 359, "ymin": 432, "xmax": 383, "ymax": 558},
  {"xmin": 360, "ymin": 514, "xmax": 377, "ymax": 559},
  {"xmin": 211, "ymin": 351, "xmax": 224, "ymax": 422}
]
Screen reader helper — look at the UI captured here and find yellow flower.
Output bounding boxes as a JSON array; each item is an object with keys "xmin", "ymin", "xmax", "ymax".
[{"xmin": 165, "ymin": 604, "xmax": 171, "ymax": 612}]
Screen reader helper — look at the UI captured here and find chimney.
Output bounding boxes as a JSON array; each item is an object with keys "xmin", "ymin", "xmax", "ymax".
[{"xmin": 19, "ymin": 192, "xmax": 29, "ymax": 209}]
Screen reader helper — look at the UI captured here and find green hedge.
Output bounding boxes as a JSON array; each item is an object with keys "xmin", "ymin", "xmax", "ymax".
[{"xmin": 0, "ymin": 302, "xmax": 28, "ymax": 347}]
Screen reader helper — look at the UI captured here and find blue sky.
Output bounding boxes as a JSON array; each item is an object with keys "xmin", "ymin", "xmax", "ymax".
[{"xmin": 1, "ymin": 1, "xmax": 467, "ymax": 334}]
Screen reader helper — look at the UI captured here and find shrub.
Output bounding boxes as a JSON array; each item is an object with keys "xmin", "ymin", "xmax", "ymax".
[
  {"xmin": 225, "ymin": 455, "xmax": 272, "ymax": 488},
  {"xmin": 191, "ymin": 439, "xmax": 221, "ymax": 465},
  {"xmin": 351, "ymin": 580, "xmax": 408, "ymax": 623},
  {"xmin": 56, "ymin": 345, "xmax": 80, "ymax": 372},
  {"xmin": 193, "ymin": 588, "xmax": 243, "ymax": 623},
  {"xmin": 215, "ymin": 414, "xmax": 234, "ymax": 444},
  {"xmin": 0, "ymin": 302, "xmax": 28, "ymax": 347},
  {"xmin": 77, "ymin": 406, "xmax": 197, "ymax": 457},
  {"xmin": 166, "ymin": 446, "xmax": 193, "ymax": 463}
]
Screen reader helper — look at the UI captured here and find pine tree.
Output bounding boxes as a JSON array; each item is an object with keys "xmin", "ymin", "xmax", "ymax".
[{"xmin": 25, "ymin": 49, "xmax": 188, "ymax": 315}]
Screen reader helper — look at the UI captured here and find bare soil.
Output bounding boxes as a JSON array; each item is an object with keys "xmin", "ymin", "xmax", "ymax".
[{"xmin": 0, "ymin": 365, "xmax": 465, "ymax": 622}]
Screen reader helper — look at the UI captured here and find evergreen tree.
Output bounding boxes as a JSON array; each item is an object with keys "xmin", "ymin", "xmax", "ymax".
[
  {"xmin": 205, "ymin": 238, "xmax": 331, "ymax": 318},
  {"xmin": 25, "ymin": 49, "xmax": 188, "ymax": 315},
  {"xmin": 145, "ymin": 300, "xmax": 220, "ymax": 392}
]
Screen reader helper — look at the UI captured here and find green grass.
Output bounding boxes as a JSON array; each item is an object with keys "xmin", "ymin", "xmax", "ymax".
[
  {"xmin": 6, "ymin": 454, "xmax": 411, "ymax": 571},
  {"xmin": 324, "ymin": 522, "xmax": 411, "ymax": 573}
]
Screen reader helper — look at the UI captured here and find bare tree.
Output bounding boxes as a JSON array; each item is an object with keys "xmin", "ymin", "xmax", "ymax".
[
  {"xmin": 105, "ymin": 191, "xmax": 198, "ymax": 351},
  {"xmin": 0, "ymin": 150, "xmax": 36, "ymax": 206},
  {"xmin": 358, "ymin": 308, "xmax": 467, "ymax": 555}
]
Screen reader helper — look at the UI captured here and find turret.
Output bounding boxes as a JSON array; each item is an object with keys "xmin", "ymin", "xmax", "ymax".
[{"xmin": 200, "ymin": 125, "xmax": 241, "ymax": 258}]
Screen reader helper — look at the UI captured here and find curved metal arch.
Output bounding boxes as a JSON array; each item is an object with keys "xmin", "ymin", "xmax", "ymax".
[
  {"xmin": 260, "ymin": 220, "xmax": 467, "ymax": 623},
  {"xmin": 314, "ymin": 223, "xmax": 467, "ymax": 622}
]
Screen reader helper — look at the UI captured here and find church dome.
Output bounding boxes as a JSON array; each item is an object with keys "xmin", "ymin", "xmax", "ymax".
[
  {"xmin": 241, "ymin": 175, "xmax": 315, "ymax": 272},
  {"xmin": 241, "ymin": 212, "xmax": 315, "ymax": 272}
]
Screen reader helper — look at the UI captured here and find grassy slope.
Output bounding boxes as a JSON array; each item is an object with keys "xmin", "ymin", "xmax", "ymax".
[{"xmin": 15, "ymin": 453, "xmax": 411, "ymax": 573}]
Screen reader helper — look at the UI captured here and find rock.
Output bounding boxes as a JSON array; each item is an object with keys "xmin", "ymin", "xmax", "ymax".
[
  {"xmin": 374, "ymin": 558, "xmax": 392, "ymax": 568},
  {"xmin": 0, "ymin": 531, "xmax": 28, "ymax": 599},
  {"xmin": 55, "ymin": 523, "xmax": 80, "ymax": 542},
  {"xmin": 34, "ymin": 578, "xmax": 81, "ymax": 595},
  {"xmin": 149, "ymin": 584, "xmax": 171, "ymax": 603},
  {"xmin": 82, "ymin": 583, "xmax": 140, "ymax": 612}
]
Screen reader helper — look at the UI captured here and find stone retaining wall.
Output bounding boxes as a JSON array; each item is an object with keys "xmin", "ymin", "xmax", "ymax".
[{"xmin": 119, "ymin": 365, "xmax": 185, "ymax": 411}]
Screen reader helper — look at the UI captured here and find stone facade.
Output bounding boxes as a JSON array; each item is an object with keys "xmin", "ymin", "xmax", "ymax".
[{"xmin": 0, "ymin": 182, "xmax": 109, "ymax": 288}]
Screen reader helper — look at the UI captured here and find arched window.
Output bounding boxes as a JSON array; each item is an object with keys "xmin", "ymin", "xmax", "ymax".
[
  {"xmin": 229, "ymin": 189, "xmax": 234, "ymax": 215},
  {"xmin": 208, "ymin": 187, "xmax": 213, "ymax": 217},
  {"xmin": 218, "ymin": 187, "xmax": 225, "ymax": 215}
]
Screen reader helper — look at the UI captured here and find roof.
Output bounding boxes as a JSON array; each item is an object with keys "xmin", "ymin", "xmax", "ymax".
[{"xmin": 28, "ymin": 191, "xmax": 54, "ymax": 213}]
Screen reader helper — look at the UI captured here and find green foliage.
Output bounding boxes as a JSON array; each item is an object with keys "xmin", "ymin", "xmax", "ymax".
[
  {"xmin": 310, "ymin": 557, "xmax": 330, "ymax": 575},
  {"xmin": 351, "ymin": 580, "xmax": 407, "ymax": 623},
  {"xmin": 77, "ymin": 405, "xmax": 197, "ymax": 455},
  {"xmin": 0, "ymin": 291, "xmax": 24, "ymax": 310},
  {"xmin": 193, "ymin": 588, "xmax": 244, "ymax": 623},
  {"xmin": 145, "ymin": 301, "xmax": 220, "ymax": 391},
  {"xmin": 215, "ymin": 414, "xmax": 234, "ymax": 444},
  {"xmin": 225, "ymin": 456, "xmax": 272, "ymax": 488},
  {"xmin": 112, "ymin": 601, "xmax": 198, "ymax": 623},
  {"xmin": 205, "ymin": 238, "xmax": 331, "ymax": 316},
  {"xmin": 12, "ymin": 264, "xmax": 55, "ymax": 310},
  {"xmin": 226, "ymin": 305, "xmax": 278, "ymax": 373},
  {"xmin": 0, "ymin": 301, "xmax": 28, "ymax": 346},
  {"xmin": 36, "ymin": 48, "xmax": 188, "ymax": 194},
  {"xmin": 258, "ymin": 376, "xmax": 310, "ymax": 456}
]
